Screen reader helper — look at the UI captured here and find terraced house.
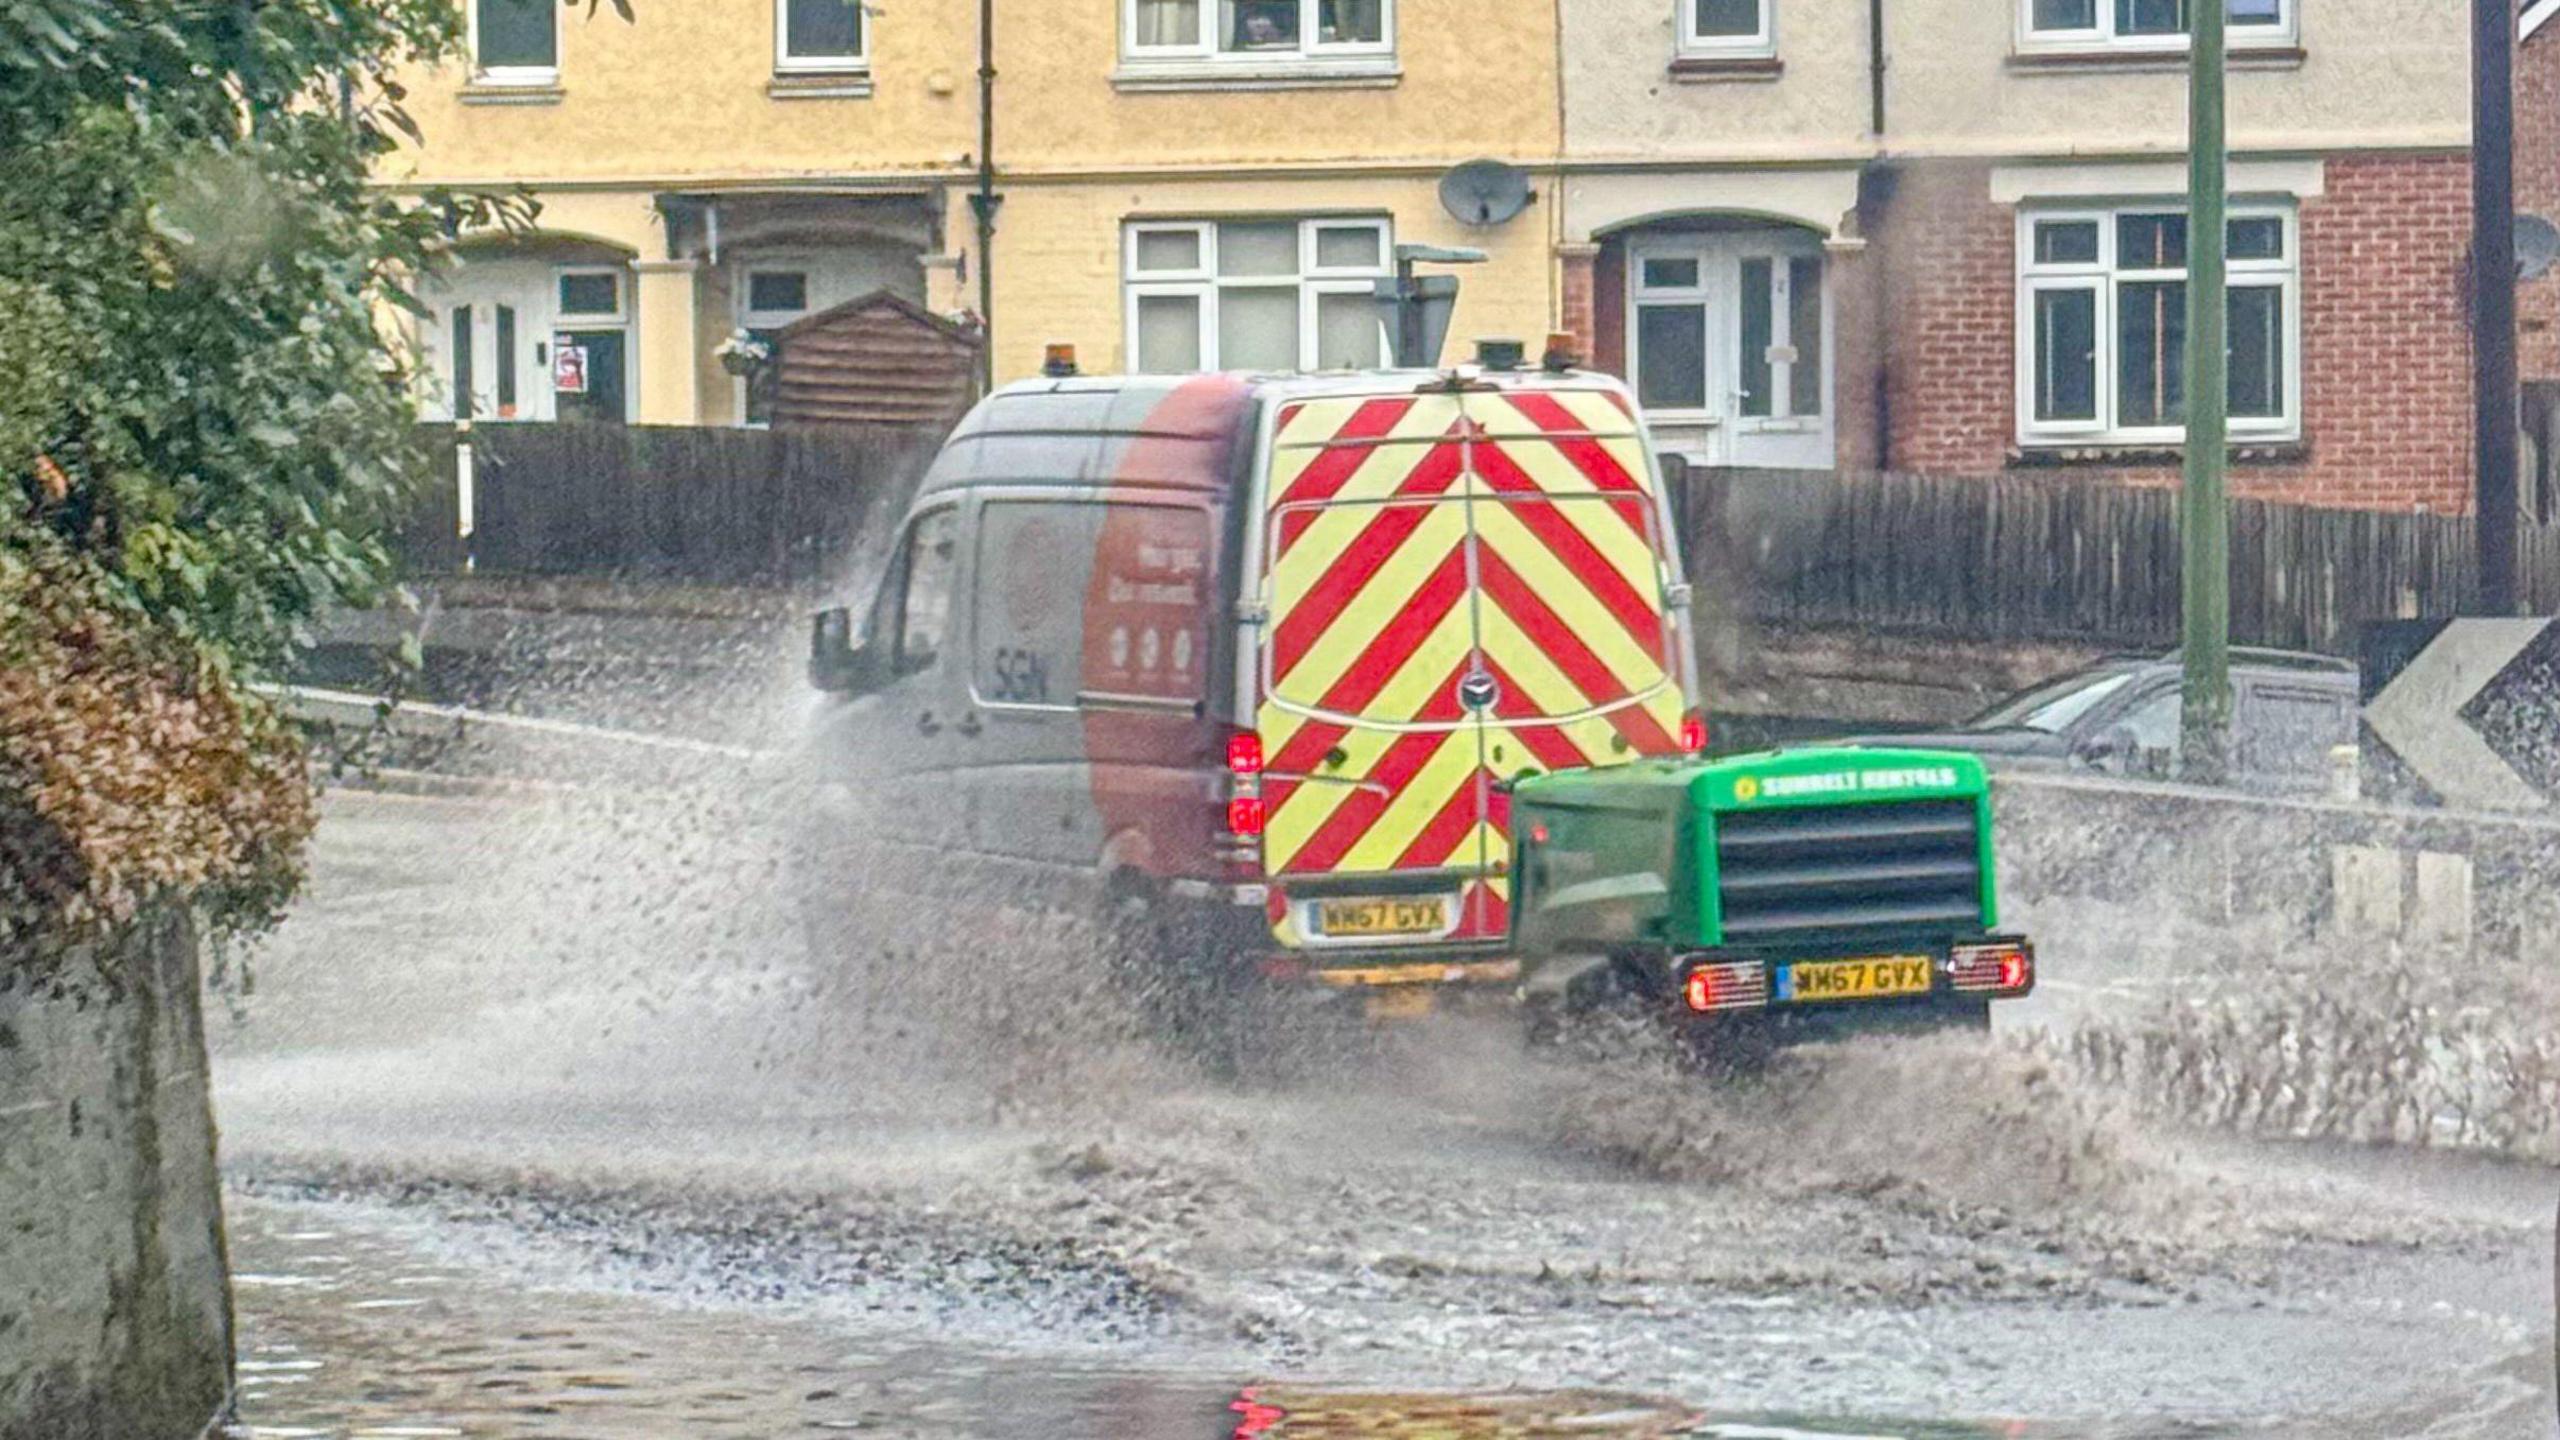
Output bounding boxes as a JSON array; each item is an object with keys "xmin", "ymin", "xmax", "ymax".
[
  {"xmin": 1562, "ymin": 0, "xmax": 2475, "ymax": 508},
  {"xmin": 386, "ymin": 0, "xmax": 1561, "ymax": 428},
  {"xmin": 390, "ymin": 1, "xmax": 2499, "ymax": 512}
]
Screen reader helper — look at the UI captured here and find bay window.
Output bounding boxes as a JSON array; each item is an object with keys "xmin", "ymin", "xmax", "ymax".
[
  {"xmin": 2017, "ymin": 206, "xmax": 2298, "ymax": 445},
  {"xmin": 1125, "ymin": 0, "xmax": 1392, "ymax": 62},
  {"xmin": 1125, "ymin": 219, "xmax": 1391, "ymax": 374}
]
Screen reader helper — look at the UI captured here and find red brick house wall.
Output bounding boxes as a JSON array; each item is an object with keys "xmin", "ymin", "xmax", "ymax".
[
  {"xmin": 2518, "ymin": 20, "xmax": 2560, "ymax": 384},
  {"xmin": 1856, "ymin": 153, "xmax": 2476, "ymax": 512}
]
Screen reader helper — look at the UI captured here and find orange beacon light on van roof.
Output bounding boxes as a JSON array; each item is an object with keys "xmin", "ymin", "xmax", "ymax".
[{"xmin": 1042, "ymin": 343, "xmax": 1079, "ymax": 378}]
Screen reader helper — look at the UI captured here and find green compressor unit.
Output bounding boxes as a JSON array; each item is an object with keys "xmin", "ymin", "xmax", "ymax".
[{"xmin": 1507, "ymin": 748, "xmax": 2035, "ymax": 1036}]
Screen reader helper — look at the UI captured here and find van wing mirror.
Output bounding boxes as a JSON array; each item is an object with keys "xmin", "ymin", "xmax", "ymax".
[{"xmin": 809, "ymin": 606, "xmax": 878, "ymax": 695}]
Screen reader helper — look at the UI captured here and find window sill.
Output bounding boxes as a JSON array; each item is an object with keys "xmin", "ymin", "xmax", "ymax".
[
  {"xmin": 2008, "ymin": 438, "xmax": 2309, "ymax": 468},
  {"xmin": 2007, "ymin": 44, "xmax": 2306, "ymax": 74},
  {"xmin": 768, "ymin": 70, "xmax": 874, "ymax": 99},
  {"xmin": 459, "ymin": 80, "xmax": 564, "ymax": 106},
  {"xmin": 1111, "ymin": 58, "xmax": 1402, "ymax": 93},
  {"xmin": 1668, "ymin": 55, "xmax": 1783, "ymax": 82}
]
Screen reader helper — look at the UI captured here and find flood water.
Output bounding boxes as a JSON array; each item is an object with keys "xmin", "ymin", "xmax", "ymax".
[{"xmin": 209, "ymin": 775, "xmax": 2556, "ymax": 1440}]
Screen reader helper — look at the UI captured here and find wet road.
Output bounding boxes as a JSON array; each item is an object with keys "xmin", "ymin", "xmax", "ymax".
[{"xmin": 211, "ymin": 782, "xmax": 2557, "ymax": 1437}]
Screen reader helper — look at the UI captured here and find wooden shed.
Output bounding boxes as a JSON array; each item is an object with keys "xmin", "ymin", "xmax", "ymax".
[{"xmin": 767, "ymin": 289, "xmax": 983, "ymax": 428}]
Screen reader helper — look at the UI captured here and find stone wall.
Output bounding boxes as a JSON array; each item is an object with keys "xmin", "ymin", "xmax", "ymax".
[
  {"xmin": 1, "ymin": 909, "xmax": 233, "ymax": 1440},
  {"xmin": 1996, "ymin": 771, "xmax": 2560, "ymax": 964}
]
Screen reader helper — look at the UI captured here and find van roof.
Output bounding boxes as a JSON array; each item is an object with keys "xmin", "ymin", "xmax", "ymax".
[{"xmin": 916, "ymin": 367, "xmax": 1643, "ymax": 504}]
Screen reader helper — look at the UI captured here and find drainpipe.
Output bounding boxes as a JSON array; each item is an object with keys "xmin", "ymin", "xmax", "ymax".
[
  {"xmin": 1867, "ymin": 0, "xmax": 1887, "ymax": 137},
  {"xmin": 968, "ymin": 0, "xmax": 1002, "ymax": 393},
  {"xmin": 1866, "ymin": 0, "xmax": 1890, "ymax": 471}
]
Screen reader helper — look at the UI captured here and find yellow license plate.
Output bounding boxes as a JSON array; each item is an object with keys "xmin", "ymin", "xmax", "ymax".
[
  {"xmin": 1314, "ymin": 896, "xmax": 1451, "ymax": 938},
  {"xmin": 1783, "ymin": 956, "xmax": 1934, "ymax": 1004},
  {"xmin": 1364, "ymin": 987, "xmax": 1438, "ymax": 1022}
]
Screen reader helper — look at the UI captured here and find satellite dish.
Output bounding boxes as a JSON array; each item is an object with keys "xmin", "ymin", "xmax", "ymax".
[
  {"xmin": 2519, "ymin": 213, "xmax": 2560, "ymax": 281},
  {"xmin": 1439, "ymin": 160, "xmax": 1535, "ymax": 228}
]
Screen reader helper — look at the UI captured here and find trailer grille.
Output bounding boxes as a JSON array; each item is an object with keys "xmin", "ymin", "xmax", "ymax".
[{"xmin": 1712, "ymin": 799, "xmax": 1985, "ymax": 950}]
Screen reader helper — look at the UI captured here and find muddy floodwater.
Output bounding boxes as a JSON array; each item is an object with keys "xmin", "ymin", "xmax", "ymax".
[{"xmin": 211, "ymin": 781, "xmax": 2556, "ymax": 1438}]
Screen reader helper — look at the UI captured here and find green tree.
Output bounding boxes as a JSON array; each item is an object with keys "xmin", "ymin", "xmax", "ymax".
[{"xmin": 1, "ymin": 1, "xmax": 526, "ymax": 948}]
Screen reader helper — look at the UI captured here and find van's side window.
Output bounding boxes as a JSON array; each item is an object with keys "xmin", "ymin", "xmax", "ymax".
[{"xmin": 895, "ymin": 507, "xmax": 960, "ymax": 675}]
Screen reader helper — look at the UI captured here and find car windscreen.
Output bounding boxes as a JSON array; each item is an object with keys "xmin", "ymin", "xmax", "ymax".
[{"xmin": 1965, "ymin": 668, "xmax": 2137, "ymax": 734}]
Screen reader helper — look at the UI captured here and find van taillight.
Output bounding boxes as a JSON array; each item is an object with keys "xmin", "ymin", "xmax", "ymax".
[
  {"xmin": 1226, "ymin": 795, "xmax": 1267, "ymax": 838},
  {"xmin": 1679, "ymin": 712, "xmax": 1709, "ymax": 755},
  {"xmin": 1226, "ymin": 731, "xmax": 1264, "ymax": 777},
  {"xmin": 1223, "ymin": 729, "xmax": 1266, "ymax": 845}
]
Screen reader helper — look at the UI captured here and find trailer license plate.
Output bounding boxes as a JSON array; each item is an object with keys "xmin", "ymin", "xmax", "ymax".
[
  {"xmin": 1781, "ymin": 956, "xmax": 1934, "ymax": 1004},
  {"xmin": 1314, "ymin": 897, "xmax": 1452, "ymax": 938}
]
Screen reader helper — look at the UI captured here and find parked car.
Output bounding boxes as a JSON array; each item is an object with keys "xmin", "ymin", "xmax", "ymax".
[
  {"xmin": 1848, "ymin": 649, "xmax": 2360, "ymax": 793},
  {"xmin": 806, "ymin": 356, "xmax": 1705, "ymax": 1025}
]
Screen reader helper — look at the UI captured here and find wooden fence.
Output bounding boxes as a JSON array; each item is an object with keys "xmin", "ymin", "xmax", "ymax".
[
  {"xmin": 1689, "ymin": 468, "xmax": 2560, "ymax": 655},
  {"xmin": 400, "ymin": 422, "xmax": 942, "ymax": 587},
  {"xmin": 392, "ymin": 433, "xmax": 2560, "ymax": 652}
]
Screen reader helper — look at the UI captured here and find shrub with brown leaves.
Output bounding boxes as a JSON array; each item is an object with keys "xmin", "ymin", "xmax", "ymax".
[{"xmin": 0, "ymin": 537, "xmax": 313, "ymax": 972}]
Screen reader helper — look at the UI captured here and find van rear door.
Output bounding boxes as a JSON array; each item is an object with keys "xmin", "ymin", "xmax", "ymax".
[{"xmin": 1252, "ymin": 386, "xmax": 1689, "ymax": 953}]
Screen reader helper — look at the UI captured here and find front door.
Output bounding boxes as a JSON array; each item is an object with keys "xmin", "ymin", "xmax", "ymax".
[
  {"xmin": 436, "ymin": 297, "xmax": 546, "ymax": 423},
  {"xmin": 1626, "ymin": 233, "xmax": 1833, "ymax": 469}
]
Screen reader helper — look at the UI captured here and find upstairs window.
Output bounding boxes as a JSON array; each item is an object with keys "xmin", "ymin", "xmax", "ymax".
[
  {"xmin": 2016, "ymin": 206, "xmax": 2299, "ymax": 446},
  {"xmin": 473, "ymin": 0, "xmax": 558, "ymax": 80},
  {"xmin": 1126, "ymin": 0, "xmax": 1392, "ymax": 62},
  {"xmin": 1682, "ymin": 0, "xmax": 1774, "ymax": 56},
  {"xmin": 2022, "ymin": 0, "xmax": 2291, "ymax": 48},
  {"xmin": 1125, "ymin": 218, "xmax": 1391, "ymax": 374},
  {"xmin": 777, "ymin": 0, "xmax": 867, "ymax": 72}
]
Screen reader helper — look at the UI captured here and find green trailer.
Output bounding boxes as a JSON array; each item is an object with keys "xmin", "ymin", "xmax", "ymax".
[{"xmin": 1506, "ymin": 747, "xmax": 2035, "ymax": 1046}]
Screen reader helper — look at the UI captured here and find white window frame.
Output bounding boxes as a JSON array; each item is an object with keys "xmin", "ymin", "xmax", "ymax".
[
  {"xmin": 2016, "ymin": 0, "xmax": 2295, "ymax": 53},
  {"xmin": 774, "ymin": 0, "xmax": 869, "ymax": 75},
  {"xmin": 2013, "ymin": 204, "xmax": 2301, "ymax": 448},
  {"xmin": 1626, "ymin": 236, "xmax": 1831, "ymax": 431},
  {"xmin": 1123, "ymin": 217, "xmax": 1393, "ymax": 374},
  {"xmin": 1121, "ymin": 0, "xmax": 1397, "ymax": 64},
  {"xmin": 554, "ymin": 267, "xmax": 628, "ymax": 323},
  {"xmin": 735, "ymin": 262, "xmax": 822, "ymax": 428},
  {"xmin": 468, "ymin": 0, "xmax": 560, "ymax": 86},
  {"xmin": 1679, "ymin": 0, "xmax": 1776, "ymax": 58}
]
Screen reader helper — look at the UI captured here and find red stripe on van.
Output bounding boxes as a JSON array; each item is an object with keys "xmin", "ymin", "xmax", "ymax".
[
  {"xmin": 1475, "ymin": 546, "xmax": 1666, "ymax": 724},
  {"xmin": 1393, "ymin": 774, "xmax": 1487, "ymax": 870},
  {"xmin": 1279, "ymin": 657, "xmax": 1471, "ymax": 876},
  {"xmin": 1468, "ymin": 445, "xmax": 1665, "ymax": 658},
  {"xmin": 1299, "ymin": 544, "xmax": 1469, "ymax": 716},
  {"xmin": 1267, "ymin": 455, "xmax": 1468, "ymax": 684},
  {"xmin": 1272, "ymin": 396, "xmax": 1417, "ymax": 508},
  {"xmin": 1498, "ymin": 392, "xmax": 1652, "ymax": 532}
]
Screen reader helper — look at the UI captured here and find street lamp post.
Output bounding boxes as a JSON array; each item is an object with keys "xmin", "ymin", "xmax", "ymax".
[
  {"xmin": 2476, "ymin": 0, "xmax": 2522, "ymax": 615},
  {"xmin": 2180, "ymin": 0, "xmax": 2232, "ymax": 783}
]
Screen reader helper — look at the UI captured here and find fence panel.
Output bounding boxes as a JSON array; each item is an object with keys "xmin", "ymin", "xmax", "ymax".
[
  {"xmin": 394, "ymin": 421, "xmax": 943, "ymax": 587},
  {"xmin": 1690, "ymin": 467, "xmax": 2559, "ymax": 655}
]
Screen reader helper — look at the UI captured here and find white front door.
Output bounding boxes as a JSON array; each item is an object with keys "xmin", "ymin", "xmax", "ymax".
[
  {"xmin": 420, "ymin": 261, "xmax": 552, "ymax": 423},
  {"xmin": 1626, "ymin": 232, "xmax": 1834, "ymax": 470}
]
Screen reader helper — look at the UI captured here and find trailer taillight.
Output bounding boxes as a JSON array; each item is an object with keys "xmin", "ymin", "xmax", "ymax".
[
  {"xmin": 1951, "ymin": 941, "xmax": 2035, "ymax": 996},
  {"xmin": 1680, "ymin": 959, "xmax": 1769, "ymax": 1014}
]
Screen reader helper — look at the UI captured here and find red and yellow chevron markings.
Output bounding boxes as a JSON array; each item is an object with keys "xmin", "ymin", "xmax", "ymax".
[{"xmin": 1255, "ymin": 388, "xmax": 1686, "ymax": 945}]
